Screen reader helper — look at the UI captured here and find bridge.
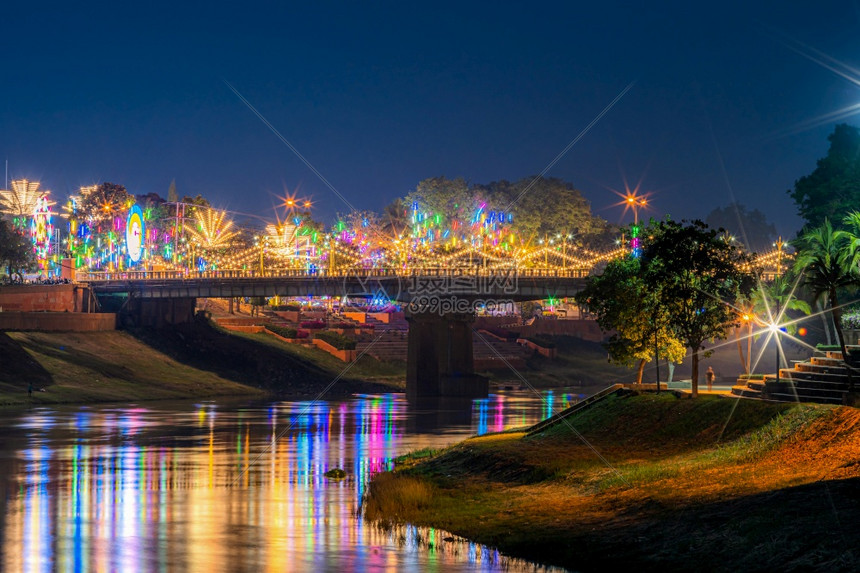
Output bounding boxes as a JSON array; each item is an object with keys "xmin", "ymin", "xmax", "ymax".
[
  {"xmin": 76, "ymin": 246, "xmax": 786, "ymax": 401},
  {"xmin": 77, "ymin": 268, "xmax": 589, "ymax": 401}
]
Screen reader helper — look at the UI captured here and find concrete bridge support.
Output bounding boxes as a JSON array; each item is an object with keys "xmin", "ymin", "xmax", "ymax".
[
  {"xmin": 406, "ymin": 311, "xmax": 488, "ymax": 401},
  {"xmin": 127, "ymin": 297, "xmax": 196, "ymax": 328}
]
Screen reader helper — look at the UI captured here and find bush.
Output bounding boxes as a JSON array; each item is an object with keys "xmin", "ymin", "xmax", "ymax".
[
  {"xmin": 271, "ymin": 304, "xmax": 302, "ymax": 312},
  {"xmin": 300, "ymin": 320, "xmax": 326, "ymax": 329},
  {"xmin": 842, "ymin": 309, "xmax": 860, "ymax": 330},
  {"xmin": 266, "ymin": 324, "xmax": 297, "ymax": 338},
  {"xmin": 296, "ymin": 329, "xmax": 310, "ymax": 339},
  {"xmin": 738, "ymin": 373, "xmax": 766, "ymax": 380},
  {"xmin": 527, "ymin": 336, "xmax": 556, "ymax": 349},
  {"xmin": 315, "ymin": 330, "xmax": 357, "ymax": 350}
]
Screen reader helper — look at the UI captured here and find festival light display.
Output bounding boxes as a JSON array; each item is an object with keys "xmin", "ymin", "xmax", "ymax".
[
  {"xmin": 30, "ymin": 196, "xmax": 53, "ymax": 268},
  {"xmin": 126, "ymin": 204, "xmax": 145, "ymax": 264},
  {"xmin": 0, "ymin": 179, "xmax": 55, "ymax": 229},
  {"xmin": 7, "ymin": 174, "xmax": 788, "ymax": 283}
]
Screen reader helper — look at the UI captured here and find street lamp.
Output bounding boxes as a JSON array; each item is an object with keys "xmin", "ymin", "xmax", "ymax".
[{"xmin": 626, "ymin": 193, "xmax": 648, "ymax": 225}]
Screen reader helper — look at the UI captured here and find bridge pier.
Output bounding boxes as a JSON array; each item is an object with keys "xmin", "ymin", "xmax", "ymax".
[
  {"xmin": 406, "ymin": 311, "xmax": 488, "ymax": 401},
  {"xmin": 126, "ymin": 297, "xmax": 196, "ymax": 328}
]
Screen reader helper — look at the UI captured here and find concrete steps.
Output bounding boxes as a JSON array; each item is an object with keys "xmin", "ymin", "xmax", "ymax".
[{"xmin": 731, "ymin": 347, "xmax": 857, "ymax": 404}]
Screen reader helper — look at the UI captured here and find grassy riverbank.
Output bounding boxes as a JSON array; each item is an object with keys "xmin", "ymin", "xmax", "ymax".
[
  {"xmin": 0, "ymin": 319, "xmax": 402, "ymax": 406},
  {"xmin": 364, "ymin": 393, "xmax": 860, "ymax": 571}
]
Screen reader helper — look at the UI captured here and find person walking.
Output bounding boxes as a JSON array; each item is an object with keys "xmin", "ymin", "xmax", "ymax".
[{"xmin": 706, "ymin": 366, "xmax": 716, "ymax": 392}]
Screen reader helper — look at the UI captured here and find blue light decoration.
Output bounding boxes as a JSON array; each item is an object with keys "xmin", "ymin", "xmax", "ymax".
[{"xmin": 125, "ymin": 205, "xmax": 145, "ymax": 264}]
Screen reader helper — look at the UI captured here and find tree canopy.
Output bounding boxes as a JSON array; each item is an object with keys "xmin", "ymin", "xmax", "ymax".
[
  {"xmin": 0, "ymin": 217, "xmax": 35, "ymax": 282},
  {"xmin": 642, "ymin": 219, "xmax": 755, "ymax": 396},
  {"xmin": 78, "ymin": 182, "xmax": 134, "ymax": 228},
  {"xmin": 789, "ymin": 123, "xmax": 860, "ymax": 231},
  {"xmin": 404, "ymin": 175, "xmax": 611, "ymax": 245},
  {"xmin": 704, "ymin": 203, "xmax": 777, "ymax": 253},
  {"xmin": 576, "ymin": 255, "xmax": 685, "ymax": 383}
]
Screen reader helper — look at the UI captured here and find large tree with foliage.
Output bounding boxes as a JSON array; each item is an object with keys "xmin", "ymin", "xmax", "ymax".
[
  {"xmin": 0, "ymin": 217, "xmax": 35, "ymax": 282},
  {"xmin": 577, "ymin": 255, "xmax": 686, "ymax": 383},
  {"xmin": 78, "ymin": 182, "xmax": 134, "ymax": 228},
  {"xmin": 705, "ymin": 203, "xmax": 778, "ymax": 253},
  {"xmin": 405, "ymin": 175, "xmax": 609, "ymax": 246},
  {"xmin": 789, "ymin": 123, "xmax": 860, "ymax": 230},
  {"xmin": 641, "ymin": 219, "xmax": 755, "ymax": 397}
]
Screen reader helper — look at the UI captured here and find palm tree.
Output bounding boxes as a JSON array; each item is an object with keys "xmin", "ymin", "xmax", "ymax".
[{"xmin": 793, "ymin": 219, "xmax": 856, "ymax": 388}]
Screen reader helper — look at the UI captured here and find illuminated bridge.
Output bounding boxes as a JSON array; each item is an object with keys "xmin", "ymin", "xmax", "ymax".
[{"xmin": 76, "ymin": 249, "xmax": 786, "ymax": 401}]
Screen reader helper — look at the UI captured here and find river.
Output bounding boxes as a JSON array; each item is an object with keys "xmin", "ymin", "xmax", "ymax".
[{"xmin": 0, "ymin": 388, "xmax": 590, "ymax": 572}]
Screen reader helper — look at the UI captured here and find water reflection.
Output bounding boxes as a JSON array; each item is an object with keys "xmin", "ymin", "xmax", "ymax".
[{"xmin": 0, "ymin": 389, "xmax": 588, "ymax": 572}]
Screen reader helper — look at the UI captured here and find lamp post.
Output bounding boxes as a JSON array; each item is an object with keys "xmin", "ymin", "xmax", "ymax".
[{"xmin": 774, "ymin": 236, "xmax": 784, "ymax": 279}]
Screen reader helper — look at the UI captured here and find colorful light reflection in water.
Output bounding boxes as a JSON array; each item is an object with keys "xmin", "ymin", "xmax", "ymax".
[{"xmin": 0, "ymin": 391, "xmax": 578, "ymax": 572}]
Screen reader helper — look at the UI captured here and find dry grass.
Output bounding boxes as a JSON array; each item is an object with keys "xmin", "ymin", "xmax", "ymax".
[{"xmin": 364, "ymin": 393, "xmax": 860, "ymax": 571}]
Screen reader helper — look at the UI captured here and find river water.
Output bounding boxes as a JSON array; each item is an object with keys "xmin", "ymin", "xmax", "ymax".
[{"xmin": 0, "ymin": 388, "xmax": 590, "ymax": 572}]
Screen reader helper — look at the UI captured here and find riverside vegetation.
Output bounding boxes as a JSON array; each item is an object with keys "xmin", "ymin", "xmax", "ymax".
[{"xmin": 363, "ymin": 393, "xmax": 860, "ymax": 571}]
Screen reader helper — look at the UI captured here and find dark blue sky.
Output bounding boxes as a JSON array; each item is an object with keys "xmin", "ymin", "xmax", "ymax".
[{"xmin": 3, "ymin": 1, "xmax": 858, "ymax": 235}]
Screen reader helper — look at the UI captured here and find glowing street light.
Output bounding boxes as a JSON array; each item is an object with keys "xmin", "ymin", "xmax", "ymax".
[{"xmin": 625, "ymin": 193, "xmax": 648, "ymax": 224}]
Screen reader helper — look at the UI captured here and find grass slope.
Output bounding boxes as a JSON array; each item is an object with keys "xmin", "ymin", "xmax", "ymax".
[
  {"xmin": 364, "ymin": 393, "xmax": 860, "ymax": 571},
  {"xmin": 129, "ymin": 319, "xmax": 402, "ymax": 397},
  {"xmin": 0, "ymin": 330, "xmax": 262, "ymax": 405}
]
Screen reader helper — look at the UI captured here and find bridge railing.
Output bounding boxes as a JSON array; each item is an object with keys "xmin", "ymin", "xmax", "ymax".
[{"xmin": 76, "ymin": 267, "xmax": 592, "ymax": 282}]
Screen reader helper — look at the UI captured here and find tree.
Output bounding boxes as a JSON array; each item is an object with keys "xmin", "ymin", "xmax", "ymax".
[
  {"xmin": 405, "ymin": 176, "xmax": 472, "ymax": 226},
  {"xmin": 380, "ymin": 198, "xmax": 409, "ymax": 238},
  {"xmin": 0, "ymin": 217, "xmax": 35, "ymax": 282},
  {"xmin": 577, "ymin": 255, "xmax": 685, "ymax": 384},
  {"xmin": 793, "ymin": 219, "xmax": 855, "ymax": 367},
  {"xmin": 491, "ymin": 176, "xmax": 604, "ymax": 241},
  {"xmin": 167, "ymin": 179, "xmax": 178, "ymax": 203},
  {"xmin": 78, "ymin": 182, "xmax": 134, "ymax": 228},
  {"xmin": 789, "ymin": 123, "xmax": 860, "ymax": 230},
  {"xmin": 705, "ymin": 203, "xmax": 778, "ymax": 253},
  {"xmin": 642, "ymin": 219, "xmax": 755, "ymax": 397}
]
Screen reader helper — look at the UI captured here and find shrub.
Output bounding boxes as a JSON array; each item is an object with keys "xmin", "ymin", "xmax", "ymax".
[
  {"xmin": 300, "ymin": 320, "xmax": 326, "ymax": 329},
  {"xmin": 271, "ymin": 304, "xmax": 302, "ymax": 312},
  {"xmin": 738, "ymin": 373, "xmax": 766, "ymax": 380},
  {"xmin": 315, "ymin": 330, "xmax": 357, "ymax": 350},
  {"xmin": 266, "ymin": 324, "xmax": 297, "ymax": 338},
  {"xmin": 842, "ymin": 309, "xmax": 860, "ymax": 330},
  {"xmin": 296, "ymin": 329, "xmax": 310, "ymax": 339}
]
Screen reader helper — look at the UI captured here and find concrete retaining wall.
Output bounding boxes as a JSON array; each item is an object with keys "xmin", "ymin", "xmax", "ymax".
[
  {"xmin": 511, "ymin": 319, "xmax": 603, "ymax": 341},
  {"xmin": 0, "ymin": 312, "xmax": 116, "ymax": 331},
  {"xmin": 0, "ymin": 284, "xmax": 90, "ymax": 312},
  {"xmin": 312, "ymin": 337, "xmax": 358, "ymax": 362}
]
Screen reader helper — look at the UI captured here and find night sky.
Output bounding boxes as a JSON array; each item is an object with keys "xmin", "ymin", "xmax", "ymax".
[{"xmin": 3, "ymin": 1, "xmax": 858, "ymax": 235}]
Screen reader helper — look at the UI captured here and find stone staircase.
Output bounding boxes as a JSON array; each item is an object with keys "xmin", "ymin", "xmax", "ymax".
[{"xmin": 731, "ymin": 346, "xmax": 858, "ymax": 404}]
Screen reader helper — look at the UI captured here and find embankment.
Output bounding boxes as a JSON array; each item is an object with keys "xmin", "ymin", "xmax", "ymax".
[
  {"xmin": 364, "ymin": 393, "xmax": 860, "ymax": 571},
  {"xmin": 0, "ymin": 318, "xmax": 401, "ymax": 406}
]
